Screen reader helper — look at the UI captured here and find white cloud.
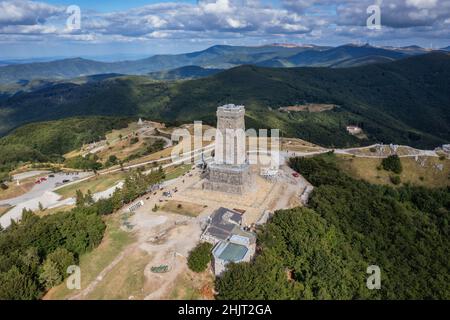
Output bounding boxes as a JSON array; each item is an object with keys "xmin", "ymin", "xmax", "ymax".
[
  {"xmin": 336, "ymin": 0, "xmax": 450, "ymax": 28},
  {"xmin": 406, "ymin": 0, "xmax": 438, "ymax": 9},
  {"xmin": 0, "ymin": 0, "xmax": 63, "ymax": 25},
  {"xmin": 226, "ymin": 17, "xmax": 247, "ymax": 29},
  {"xmin": 0, "ymin": 23, "xmax": 57, "ymax": 34},
  {"xmin": 146, "ymin": 15, "xmax": 167, "ymax": 28},
  {"xmin": 0, "ymin": 0, "xmax": 448, "ymax": 47},
  {"xmin": 200, "ymin": 0, "xmax": 234, "ymax": 14}
]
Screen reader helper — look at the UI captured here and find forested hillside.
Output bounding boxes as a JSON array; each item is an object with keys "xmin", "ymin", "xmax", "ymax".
[
  {"xmin": 147, "ymin": 66, "xmax": 223, "ymax": 80},
  {"xmin": 215, "ymin": 154, "xmax": 449, "ymax": 299},
  {"xmin": 0, "ymin": 52, "xmax": 449, "ymax": 148},
  {"xmin": 0, "ymin": 117, "xmax": 130, "ymax": 177}
]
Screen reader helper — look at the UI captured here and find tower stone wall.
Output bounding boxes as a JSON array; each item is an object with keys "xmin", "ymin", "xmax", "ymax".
[
  {"xmin": 204, "ymin": 104, "xmax": 253, "ymax": 194},
  {"xmin": 214, "ymin": 104, "xmax": 246, "ymax": 165}
]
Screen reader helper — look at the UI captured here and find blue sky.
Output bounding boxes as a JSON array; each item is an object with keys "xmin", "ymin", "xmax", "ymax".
[{"xmin": 0, "ymin": 0, "xmax": 449, "ymax": 59}]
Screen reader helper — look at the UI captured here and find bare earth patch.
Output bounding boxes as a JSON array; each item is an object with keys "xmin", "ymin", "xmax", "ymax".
[{"xmin": 161, "ymin": 200, "xmax": 205, "ymax": 217}]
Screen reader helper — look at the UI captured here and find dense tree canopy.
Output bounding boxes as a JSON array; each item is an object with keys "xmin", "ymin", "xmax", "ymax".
[
  {"xmin": 216, "ymin": 154, "xmax": 449, "ymax": 299},
  {"xmin": 382, "ymin": 155, "xmax": 403, "ymax": 174},
  {"xmin": 0, "ymin": 207, "xmax": 105, "ymax": 300},
  {"xmin": 187, "ymin": 242, "xmax": 213, "ymax": 273}
]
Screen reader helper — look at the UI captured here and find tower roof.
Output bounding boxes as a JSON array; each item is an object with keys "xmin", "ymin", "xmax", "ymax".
[{"xmin": 218, "ymin": 104, "xmax": 245, "ymax": 112}]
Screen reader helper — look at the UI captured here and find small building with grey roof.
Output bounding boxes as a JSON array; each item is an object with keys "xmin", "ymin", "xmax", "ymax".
[
  {"xmin": 201, "ymin": 207, "xmax": 256, "ymax": 275},
  {"xmin": 200, "ymin": 207, "xmax": 244, "ymax": 244},
  {"xmin": 212, "ymin": 233, "xmax": 256, "ymax": 276}
]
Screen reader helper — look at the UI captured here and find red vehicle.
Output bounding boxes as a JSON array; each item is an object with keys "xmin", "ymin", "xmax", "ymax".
[
  {"xmin": 35, "ymin": 177, "xmax": 48, "ymax": 184},
  {"xmin": 292, "ymin": 172, "xmax": 300, "ymax": 178}
]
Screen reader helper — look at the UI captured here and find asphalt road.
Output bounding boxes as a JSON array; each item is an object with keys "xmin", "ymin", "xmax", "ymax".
[{"xmin": 0, "ymin": 172, "xmax": 91, "ymax": 207}]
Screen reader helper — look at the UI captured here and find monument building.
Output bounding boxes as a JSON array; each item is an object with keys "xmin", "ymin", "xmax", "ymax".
[{"xmin": 203, "ymin": 104, "xmax": 253, "ymax": 194}]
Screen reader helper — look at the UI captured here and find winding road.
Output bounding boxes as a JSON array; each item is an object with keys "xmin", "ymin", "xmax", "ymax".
[{"xmin": 0, "ymin": 141, "xmax": 437, "ymax": 229}]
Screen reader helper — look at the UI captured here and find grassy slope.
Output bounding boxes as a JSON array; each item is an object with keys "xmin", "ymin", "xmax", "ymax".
[
  {"xmin": 164, "ymin": 164, "xmax": 193, "ymax": 181},
  {"xmin": 55, "ymin": 172, "xmax": 126, "ymax": 199},
  {"xmin": 336, "ymin": 155, "xmax": 450, "ymax": 188},
  {"xmin": 84, "ymin": 249, "xmax": 148, "ymax": 300}
]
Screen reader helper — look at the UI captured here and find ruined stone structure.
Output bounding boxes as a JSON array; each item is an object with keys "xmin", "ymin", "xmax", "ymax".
[{"xmin": 203, "ymin": 104, "xmax": 253, "ymax": 194}]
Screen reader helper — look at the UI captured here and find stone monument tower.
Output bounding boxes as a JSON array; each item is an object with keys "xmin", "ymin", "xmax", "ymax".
[{"xmin": 203, "ymin": 104, "xmax": 253, "ymax": 194}]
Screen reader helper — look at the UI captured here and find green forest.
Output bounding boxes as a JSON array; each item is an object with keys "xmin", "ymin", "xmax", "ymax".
[
  {"xmin": 215, "ymin": 154, "xmax": 449, "ymax": 299},
  {"xmin": 1, "ymin": 53, "xmax": 449, "ymax": 149},
  {"xmin": 0, "ymin": 168, "xmax": 164, "ymax": 299}
]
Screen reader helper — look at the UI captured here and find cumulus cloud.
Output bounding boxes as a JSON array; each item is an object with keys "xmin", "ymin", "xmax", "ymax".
[
  {"xmin": 406, "ymin": 0, "xmax": 438, "ymax": 9},
  {"xmin": 0, "ymin": 0, "xmax": 448, "ymax": 46},
  {"xmin": 78, "ymin": 0, "xmax": 313, "ymax": 37},
  {"xmin": 0, "ymin": 0, "xmax": 63, "ymax": 25},
  {"xmin": 335, "ymin": 0, "xmax": 450, "ymax": 28}
]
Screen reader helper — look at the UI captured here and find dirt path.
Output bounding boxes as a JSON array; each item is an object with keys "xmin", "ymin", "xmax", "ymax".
[{"xmin": 69, "ymin": 243, "xmax": 139, "ymax": 300}]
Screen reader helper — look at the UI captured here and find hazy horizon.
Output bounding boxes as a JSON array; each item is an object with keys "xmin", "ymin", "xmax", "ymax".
[{"xmin": 1, "ymin": 41, "xmax": 449, "ymax": 62}]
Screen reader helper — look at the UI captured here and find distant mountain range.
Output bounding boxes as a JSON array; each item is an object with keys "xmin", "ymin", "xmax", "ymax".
[
  {"xmin": 1, "ymin": 52, "xmax": 449, "ymax": 149},
  {"xmin": 0, "ymin": 43, "xmax": 443, "ymax": 84}
]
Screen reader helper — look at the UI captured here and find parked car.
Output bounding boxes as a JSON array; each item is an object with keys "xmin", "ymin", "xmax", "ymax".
[
  {"xmin": 292, "ymin": 172, "xmax": 300, "ymax": 178},
  {"xmin": 62, "ymin": 179, "xmax": 70, "ymax": 183}
]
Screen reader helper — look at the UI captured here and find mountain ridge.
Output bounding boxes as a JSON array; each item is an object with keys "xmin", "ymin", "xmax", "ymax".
[{"xmin": 0, "ymin": 44, "xmax": 444, "ymax": 84}]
